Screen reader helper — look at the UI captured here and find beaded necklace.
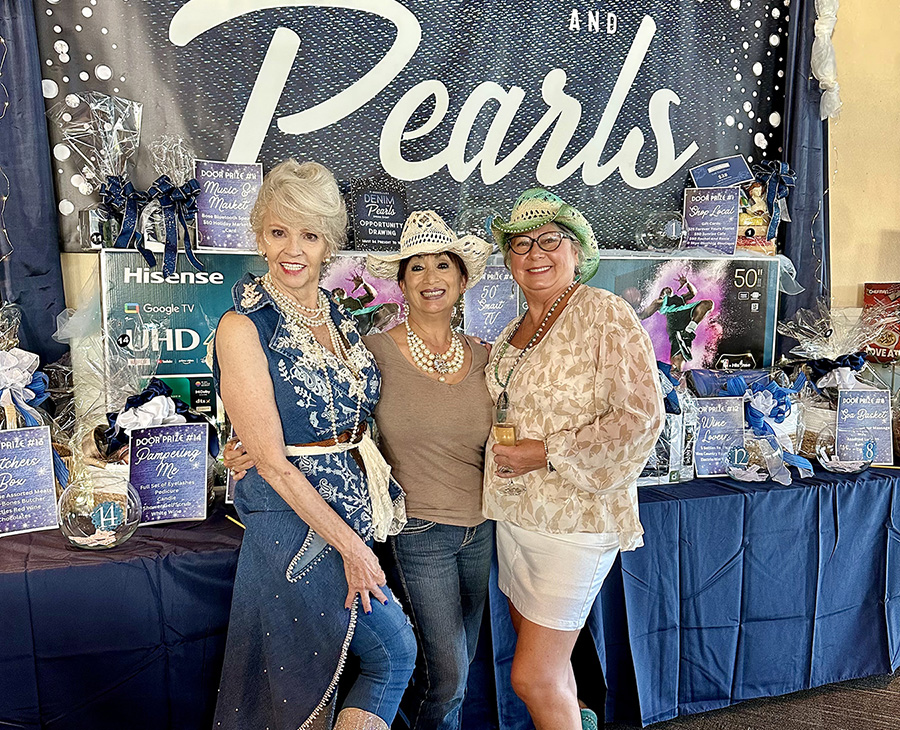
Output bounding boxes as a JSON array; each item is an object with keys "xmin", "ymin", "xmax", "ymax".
[
  {"xmin": 492, "ymin": 280, "xmax": 577, "ymax": 417},
  {"xmin": 260, "ymin": 274, "xmax": 365, "ymax": 442},
  {"xmin": 405, "ymin": 322, "xmax": 464, "ymax": 382}
]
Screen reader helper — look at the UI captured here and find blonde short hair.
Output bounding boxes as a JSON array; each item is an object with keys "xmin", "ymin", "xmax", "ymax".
[{"xmin": 250, "ymin": 159, "xmax": 348, "ymax": 257}]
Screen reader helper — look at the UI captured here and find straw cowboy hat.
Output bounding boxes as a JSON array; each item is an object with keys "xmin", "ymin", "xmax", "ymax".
[
  {"xmin": 366, "ymin": 210, "xmax": 493, "ymax": 285},
  {"xmin": 490, "ymin": 188, "xmax": 601, "ymax": 283}
]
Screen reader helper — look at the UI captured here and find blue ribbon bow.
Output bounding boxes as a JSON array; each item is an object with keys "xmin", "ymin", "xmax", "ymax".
[
  {"xmin": 720, "ymin": 372, "xmax": 813, "ymax": 473},
  {"xmin": 104, "ymin": 377, "xmax": 219, "ymax": 457},
  {"xmin": 148, "ymin": 175, "xmax": 204, "ymax": 277},
  {"xmin": 752, "ymin": 160, "xmax": 796, "ymax": 240},
  {"xmin": 657, "ymin": 361, "xmax": 681, "ymax": 414},
  {"xmin": 806, "ymin": 351, "xmax": 866, "ymax": 383},
  {"xmin": 101, "ymin": 175, "xmax": 156, "ymax": 266}
]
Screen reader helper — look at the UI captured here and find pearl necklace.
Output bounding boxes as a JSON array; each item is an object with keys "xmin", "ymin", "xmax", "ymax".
[
  {"xmin": 406, "ymin": 322, "xmax": 465, "ymax": 382},
  {"xmin": 260, "ymin": 275, "xmax": 365, "ymax": 441},
  {"xmin": 261, "ymin": 273, "xmax": 328, "ymax": 326},
  {"xmin": 493, "ymin": 280, "xmax": 578, "ymax": 391}
]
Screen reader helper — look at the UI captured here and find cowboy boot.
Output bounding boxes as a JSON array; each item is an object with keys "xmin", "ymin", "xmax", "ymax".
[{"xmin": 332, "ymin": 707, "xmax": 388, "ymax": 730}]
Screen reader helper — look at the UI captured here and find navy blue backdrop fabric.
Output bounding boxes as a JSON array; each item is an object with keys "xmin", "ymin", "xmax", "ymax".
[
  {"xmin": 0, "ymin": 0, "xmax": 66, "ymax": 364},
  {"xmin": 781, "ymin": 0, "xmax": 830, "ymax": 337}
]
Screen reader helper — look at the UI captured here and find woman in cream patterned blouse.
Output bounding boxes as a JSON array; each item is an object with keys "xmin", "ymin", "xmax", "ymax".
[{"xmin": 486, "ymin": 188, "xmax": 664, "ymax": 730}]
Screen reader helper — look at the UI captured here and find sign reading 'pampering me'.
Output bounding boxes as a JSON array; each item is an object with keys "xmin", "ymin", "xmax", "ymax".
[{"xmin": 129, "ymin": 423, "xmax": 209, "ymax": 524}]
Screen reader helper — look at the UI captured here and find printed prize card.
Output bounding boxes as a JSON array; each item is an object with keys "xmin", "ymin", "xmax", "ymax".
[
  {"xmin": 689, "ymin": 155, "xmax": 754, "ymax": 188},
  {"xmin": 836, "ymin": 390, "xmax": 894, "ymax": 466},
  {"xmin": 0, "ymin": 426, "xmax": 58, "ymax": 537},
  {"xmin": 693, "ymin": 397, "xmax": 745, "ymax": 477},
  {"xmin": 129, "ymin": 423, "xmax": 209, "ymax": 524},
  {"xmin": 194, "ymin": 160, "xmax": 263, "ymax": 249},
  {"xmin": 464, "ymin": 265, "xmax": 520, "ymax": 343},
  {"xmin": 682, "ymin": 187, "xmax": 741, "ymax": 255}
]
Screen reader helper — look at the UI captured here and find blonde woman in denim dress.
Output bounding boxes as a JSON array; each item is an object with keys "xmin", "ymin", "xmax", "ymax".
[{"xmin": 213, "ymin": 160, "xmax": 415, "ymax": 730}]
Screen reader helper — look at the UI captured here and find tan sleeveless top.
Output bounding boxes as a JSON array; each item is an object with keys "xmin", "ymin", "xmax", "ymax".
[{"xmin": 364, "ymin": 332, "xmax": 493, "ymax": 527}]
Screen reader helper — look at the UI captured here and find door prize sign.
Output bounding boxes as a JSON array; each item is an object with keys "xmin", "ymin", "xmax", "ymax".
[
  {"xmin": 836, "ymin": 390, "xmax": 894, "ymax": 466},
  {"xmin": 349, "ymin": 175, "xmax": 408, "ymax": 251},
  {"xmin": 0, "ymin": 426, "xmax": 58, "ymax": 537},
  {"xmin": 464, "ymin": 265, "xmax": 520, "ymax": 343},
  {"xmin": 681, "ymin": 187, "xmax": 740, "ymax": 255},
  {"xmin": 129, "ymin": 423, "xmax": 209, "ymax": 524},
  {"xmin": 195, "ymin": 160, "xmax": 263, "ymax": 250},
  {"xmin": 693, "ymin": 397, "xmax": 745, "ymax": 477}
]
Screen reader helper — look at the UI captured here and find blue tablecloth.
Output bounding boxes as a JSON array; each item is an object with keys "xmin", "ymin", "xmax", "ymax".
[
  {"xmin": 0, "ymin": 510, "xmax": 241, "ymax": 730},
  {"xmin": 488, "ymin": 467, "xmax": 900, "ymax": 727},
  {"xmin": 5, "ymin": 469, "xmax": 900, "ymax": 729}
]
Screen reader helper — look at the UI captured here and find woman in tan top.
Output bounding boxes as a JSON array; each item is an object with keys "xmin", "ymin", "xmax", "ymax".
[
  {"xmin": 365, "ymin": 211, "xmax": 494, "ymax": 730},
  {"xmin": 487, "ymin": 189, "xmax": 664, "ymax": 730},
  {"xmin": 223, "ymin": 209, "xmax": 494, "ymax": 730}
]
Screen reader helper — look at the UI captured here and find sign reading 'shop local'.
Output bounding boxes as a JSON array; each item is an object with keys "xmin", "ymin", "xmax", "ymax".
[
  {"xmin": 129, "ymin": 423, "xmax": 209, "ymax": 524},
  {"xmin": 682, "ymin": 187, "xmax": 741, "ymax": 255},
  {"xmin": 0, "ymin": 426, "xmax": 58, "ymax": 537}
]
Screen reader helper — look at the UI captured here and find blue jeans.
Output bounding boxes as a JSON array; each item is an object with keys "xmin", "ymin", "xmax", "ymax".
[
  {"xmin": 345, "ymin": 583, "xmax": 418, "ymax": 723},
  {"xmin": 390, "ymin": 518, "xmax": 494, "ymax": 730}
]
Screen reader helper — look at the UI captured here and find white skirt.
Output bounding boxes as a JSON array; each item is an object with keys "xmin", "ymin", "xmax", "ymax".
[{"xmin": 496, "ymin": 520, "xmax": 620, "ymax": 631}]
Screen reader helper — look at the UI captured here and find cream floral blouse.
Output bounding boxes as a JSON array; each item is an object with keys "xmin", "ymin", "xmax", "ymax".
[{"xmin": 484, "ymin": 285, "xmax": 664, "ymax": 550}]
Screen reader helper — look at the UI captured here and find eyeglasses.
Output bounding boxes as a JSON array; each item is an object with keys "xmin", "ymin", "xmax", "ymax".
[{"xmin": 508, "ymin": 231, "xmax": 571, "ymax": 255}]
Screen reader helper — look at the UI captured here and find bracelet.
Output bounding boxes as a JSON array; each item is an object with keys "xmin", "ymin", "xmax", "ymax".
[{"xmin": 543, "ymin": 439, "xmax": 555, "ymax": 472}]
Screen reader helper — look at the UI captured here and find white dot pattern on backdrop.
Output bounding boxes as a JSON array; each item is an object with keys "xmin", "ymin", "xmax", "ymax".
[{"xmin": 35, "ymin": 0, "xmax": 790, "ymax": 249}]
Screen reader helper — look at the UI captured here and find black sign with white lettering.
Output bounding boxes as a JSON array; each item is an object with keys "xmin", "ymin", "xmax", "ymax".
[{"xmin": 349, "ymin": 175, "xmax": 409, "ymax": 250}]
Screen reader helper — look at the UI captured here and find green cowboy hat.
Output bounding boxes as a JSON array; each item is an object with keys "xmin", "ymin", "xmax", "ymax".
[{"xmin": 490, "ymin": 188, "xmax": 600, "ymax": 283}]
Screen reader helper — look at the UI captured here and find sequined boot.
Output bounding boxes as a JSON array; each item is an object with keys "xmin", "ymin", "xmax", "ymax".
[{"xmin": 332, "ymin": 707, "xmax": 388, "ymax": 730}]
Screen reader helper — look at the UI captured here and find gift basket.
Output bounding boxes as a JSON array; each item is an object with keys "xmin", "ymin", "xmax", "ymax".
[
  {"xmin": 48, "ymin": 91, "xmax": 144, "ymax": 253},
  {"xmin": 779, "ymin": 300, "xmax": 900, "ymax": 473},
  {"xmin": 0, "ymin": 302, "xmax": 71, "ymax": 497},
  {"xmin": 736, "ymin": 160, "xmax": 794, "ymax": 257},
  {"xmin": 638, "ymin": 362, "xmax": 697, "ymax": 485},
  {"xmin": 53, "ymin": 301, "xmax": 217, "ymax": 548},
  {"xmin": 687, "ymin": 367, "xmax": 812, "ymax": 484}
]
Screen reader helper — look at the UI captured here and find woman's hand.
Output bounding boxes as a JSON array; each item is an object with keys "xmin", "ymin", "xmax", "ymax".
[
  {"xmin": 223, "ymin": 437, "xmax": 256, "ymax": 481},
  {"xmin": 339, "ymin": 537, "xmax": 389, "ymax": 614},
  {"xmin": 492, "ymin": 438, "xmax": 547, "ymax": 478}
]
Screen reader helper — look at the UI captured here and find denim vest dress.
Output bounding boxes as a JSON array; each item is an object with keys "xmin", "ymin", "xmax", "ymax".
[{"xmin": 212, "ymin": 273, "xmax": 403, "ymax": 730}]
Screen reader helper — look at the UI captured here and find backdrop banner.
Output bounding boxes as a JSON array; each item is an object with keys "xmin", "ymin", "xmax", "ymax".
[{"xmin": 34, "ymin": 0, "xmax": 791, "ymax": 251}]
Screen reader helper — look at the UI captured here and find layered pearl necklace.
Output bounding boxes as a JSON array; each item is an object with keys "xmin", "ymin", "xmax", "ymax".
[
  {"xmin": 405, "ymin": 322, "xmax": 465, "ymax": 382},
  {"xmin": 260, "ymin": 274, "xmax": 364, "ymax": 441}
]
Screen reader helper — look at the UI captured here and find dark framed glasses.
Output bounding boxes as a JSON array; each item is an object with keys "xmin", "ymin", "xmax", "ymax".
[{"xmin": 508, "ymin": 231, "xmax": 571, "ymax": 255}]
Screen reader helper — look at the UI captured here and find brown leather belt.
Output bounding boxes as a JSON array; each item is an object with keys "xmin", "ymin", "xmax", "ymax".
[{"xmin": 288, "ymin": 422, "xmax": 366, "ymax": 450}]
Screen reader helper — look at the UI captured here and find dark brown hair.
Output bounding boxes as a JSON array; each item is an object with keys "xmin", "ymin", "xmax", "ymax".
[{"xmin": 397, "ymin": 252, "xmax": 468, "ymax": 283}]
